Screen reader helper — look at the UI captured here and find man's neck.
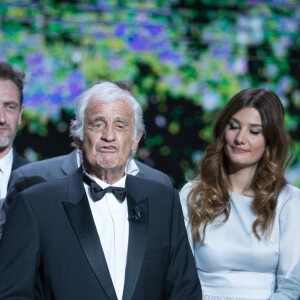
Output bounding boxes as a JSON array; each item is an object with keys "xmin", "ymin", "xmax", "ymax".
[
  {"xmin": 85, "ymin": 167, "xmax": 126, "ymax": 185},
  {"xmin": 0, "ymin": 146, "xmax": 13, "ymax": 160}
]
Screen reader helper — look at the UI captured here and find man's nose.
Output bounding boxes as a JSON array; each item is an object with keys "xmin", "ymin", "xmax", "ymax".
[
  {"xmin": 101, "ymin": 124, "xmax": 116, "ymax": 141},
  {"xmin": 0, "ymin": 106, "xmax": 7, "ymax": 124}
]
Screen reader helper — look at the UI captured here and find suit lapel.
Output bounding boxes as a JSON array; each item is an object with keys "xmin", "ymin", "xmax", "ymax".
[
  {"xmin": 8, "ymin": 150, "xmax": 29, "ymax": 186},
  {"xmin": 63, "ymin": 169, "xmax": 118, "ymax": 300},
  {"xmin": 122, "ymin": 175, "xmax": 149, "ymax": 300},
  {"xmin": 11, "ymin": 150, "xmax": 28, "ymax": 171},
  {"xmin": 61, "ymin": 150, "xmax": 79, "ymax": 175},
  {"xmin": 62, "ymin": 172, "xmax": 149, "ymax": 300}
]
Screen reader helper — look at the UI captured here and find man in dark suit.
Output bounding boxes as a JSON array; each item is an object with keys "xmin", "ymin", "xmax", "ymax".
[
  {"xmin": 1, "ymin": 149, "xmax": 172, "ymax": 236},
  {"xmin": 0, "ymin": 61, "xmax": 28, "ymax": 238},
  {"xmin": 0, "ymin": 81, "xmax": 201, "ymax": 299}
]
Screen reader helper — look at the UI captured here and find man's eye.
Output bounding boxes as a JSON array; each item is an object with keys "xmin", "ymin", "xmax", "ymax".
[
  {"xmin": 6, "ymin": 104, "xmax": 18, "ymax": 111},
  {"xmin": 89, "ymin": 122, "xmax": 103, "ymax": 130},
  {"xmin": 115, "ymin": 123, "xmax": 126, "ymax": 131}
]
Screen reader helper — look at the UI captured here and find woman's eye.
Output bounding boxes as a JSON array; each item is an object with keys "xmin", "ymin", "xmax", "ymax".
[
  {"xmin": 250, "ymin": 130, "xmax": 260, "ymax": 135},
  {"xmin": 228, "ymin": 123, "xmax": 239, "ymax": 130}
]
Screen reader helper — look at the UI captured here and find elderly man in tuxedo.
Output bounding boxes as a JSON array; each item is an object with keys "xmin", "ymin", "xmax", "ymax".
[
  {"xmin": 2, "ymin": 149, "xmax": 172, "ymax": 236},
  {"xmin": 0, "ymin": 81, "xmax": 201, "ymax": 299},
  {"xmin": 1, "ymin": 80, "xmax": 172, "ymax": 238}
]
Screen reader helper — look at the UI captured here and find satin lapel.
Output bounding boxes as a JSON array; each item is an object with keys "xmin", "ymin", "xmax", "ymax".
[
  {"xmin": 122, "ymin": 176, "xmax": 149, "ymax": 300},
  {"xmin": 63, "ymin": 170, "xmax": 117, "ymax": 300}
]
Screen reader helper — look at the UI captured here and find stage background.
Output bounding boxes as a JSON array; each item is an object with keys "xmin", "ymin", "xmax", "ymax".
[{"xmin": 1, "ymin": 0, "xmax": 300, "ymax": 189}]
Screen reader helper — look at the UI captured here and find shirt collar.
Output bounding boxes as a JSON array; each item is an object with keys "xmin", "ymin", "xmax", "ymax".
[
  {"xmin": 0, "ymin": 148, "xmax": 13, "ymax": 175},
  {"xmin": 82, "ymin": 158, "xmax": 139, "ymax": 188},
  {"xmin": 83, "ymin": 170, "xmax": 127, "ymax": 189},
  {"xmin": 125, "ymin": 158, "xmax": 139, "ymax": 176},
  {"xmin": 95, "ymin": 175, "xmax": 126, "ymax": 189},
  {"xmin": 76, "ymin": 150, "xmax": 82, "ymax": 168}
]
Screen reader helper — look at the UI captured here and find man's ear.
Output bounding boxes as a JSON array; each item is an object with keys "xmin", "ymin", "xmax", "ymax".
[
  {"xmin": 18, "ymin": 105, "xmax": 24, "ymax": 125},
  {"xmin": 131, "ymin": 131, "xmax": 142, "ymax": 152}
]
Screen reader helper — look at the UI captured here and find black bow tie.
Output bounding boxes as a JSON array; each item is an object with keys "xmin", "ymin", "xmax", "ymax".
[{"xmin": 83, "ymin": 173, "xmax": 127, "ymax": 203}]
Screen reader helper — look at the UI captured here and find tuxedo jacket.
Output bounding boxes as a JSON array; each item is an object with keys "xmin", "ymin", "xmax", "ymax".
[
  {"xmin": 7, "ymin": 150, "xmax": 172, "ymax": 202},
  {"xmin": 4, "ymin": 150, "xmax": 172, "ymax": 226},
  {"xmin": 0, "ymin": 169, "xmax": 201, "ymax": 299}
]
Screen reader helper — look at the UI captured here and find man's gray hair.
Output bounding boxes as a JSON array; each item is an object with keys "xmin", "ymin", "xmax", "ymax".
[{"xmin": 70, "ymin": 81, "xmax": 145, "ymax": 142}]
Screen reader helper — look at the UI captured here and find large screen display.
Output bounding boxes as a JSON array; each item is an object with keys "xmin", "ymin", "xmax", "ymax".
[{"xmin": 1, "ymin": 0, "xmax": 299, "ymax": 188}]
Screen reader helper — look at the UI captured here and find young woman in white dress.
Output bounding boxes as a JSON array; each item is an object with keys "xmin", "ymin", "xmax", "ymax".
[{"xmin": 180, "ymin": 88, "xmax": 300, "ymax": 300}]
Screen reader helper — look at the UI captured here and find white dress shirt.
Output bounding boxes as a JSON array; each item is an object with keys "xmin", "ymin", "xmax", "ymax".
[
  {"xmin": 125, "ymin": 158, "xmax": 139, "ymax": 176},
  {"xmin": 0, "ymin": 149, "xmax": 13, "ymax": 233},
  {"xmin": 83, "ymin": 173, "xmax": 129, "ymax": 300},
  {"xmin": 0, "ymin": 148, "xmax": 13, "ymax": 199}
]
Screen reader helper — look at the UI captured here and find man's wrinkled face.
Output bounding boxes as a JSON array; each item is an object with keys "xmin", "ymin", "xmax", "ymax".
[
  {"xmin": 78, "ymin": 98, "xmax": 140, "ymax": 178},
  {"xmin": 0, "ymin": 80, "xmax": 23, "ymax": 155}
]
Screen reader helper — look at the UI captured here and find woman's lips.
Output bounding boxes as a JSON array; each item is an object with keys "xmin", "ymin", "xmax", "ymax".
[{"xmin": 231, "ymin": 146, "xmax": 249, "ymax": 154}]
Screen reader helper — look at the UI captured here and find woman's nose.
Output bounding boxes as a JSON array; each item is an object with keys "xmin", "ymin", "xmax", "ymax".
[{"xmin": 235, "ymin": 131, "xmax": 246, "ymax": 144}]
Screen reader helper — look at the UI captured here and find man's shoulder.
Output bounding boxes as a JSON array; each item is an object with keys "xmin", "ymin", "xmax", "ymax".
[
  {"xmin": 134, "ymin": 160, "xmax": 172, "ymax": 187},
  {"xmin": 20, "ymin": 169, "xmax": 77, "ymax": 196},
  {"xmin": 13, "ymin": 151, "xmax": 76, "ymax": 178},
  {"xmin": 126, "ymin": 174, "xmax": 175, "ymax": 196},
  {"xmin": 6, "ymin": 152, "xmax": 78, "ymax": 206},
  {"xmin": 126, "ymin": 175, "xmax": 179, "ymax": 212},
  {"xmin": 134, "ymin": 160, "xmax": 163, "ymax": 174},
  {"xmin": 12, "ymin": 150, "xmax": 29, "ymax": 170}
]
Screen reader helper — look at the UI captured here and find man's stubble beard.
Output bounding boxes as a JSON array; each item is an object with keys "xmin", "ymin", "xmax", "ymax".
[{"xmin": 0, "ymin": 135, "xmax": 15, "ymax": 153}]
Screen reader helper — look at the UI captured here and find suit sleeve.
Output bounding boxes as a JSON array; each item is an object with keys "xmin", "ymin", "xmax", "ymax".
[
  {"xmin": 165, "ymin": 189, "xmax": 202, "ymax": 300},
  {"xmin": 0, "ymin": 192, "xmax": 40, "ymax": 298},
  {"xmin": 1, "ymin": 169, "xmax": 47, "ymax": 238}
]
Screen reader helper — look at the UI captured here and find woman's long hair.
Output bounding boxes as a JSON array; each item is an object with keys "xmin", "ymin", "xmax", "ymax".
[{"xmin": 189, "ymin": 88, "xmax": 293, "ymax": 242}]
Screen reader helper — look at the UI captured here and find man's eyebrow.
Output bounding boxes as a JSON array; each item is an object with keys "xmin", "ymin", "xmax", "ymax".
[
  {"xmin": 0, "ymin": 99, "xmax": 20, "ymax": 104},
  {"xmin": 89, "ymin": 115, "xmax": 106, "ymax": 122},
  {"xmin": 114, "ymin": 116, "xmax": 129, "ymax": 123},
  {"xmin": 87, "ymin": 115, "xmax": 130, "ymax": 124}
]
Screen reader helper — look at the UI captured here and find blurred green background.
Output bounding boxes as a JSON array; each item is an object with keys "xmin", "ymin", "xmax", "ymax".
[{"xmin": 1, "ymin": 0, "xmax": 300, "ymax": 189}]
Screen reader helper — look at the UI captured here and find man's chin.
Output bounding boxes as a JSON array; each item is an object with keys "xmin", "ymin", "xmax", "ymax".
[
  {"xmin": 0, "ymin": 138, "xmax": 12, "ymax": 152},
  {"xmin": 98, "ymin": 162, "xmax": 118, "ymax": 170},
  {"xmin": 96, "ymin": 159, "xmax": 124, "ymax": 172}
]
